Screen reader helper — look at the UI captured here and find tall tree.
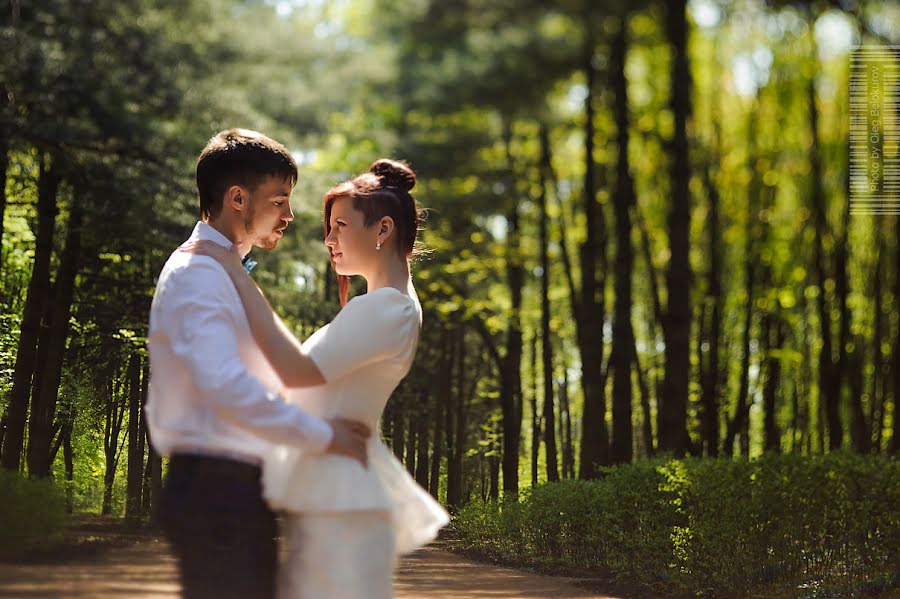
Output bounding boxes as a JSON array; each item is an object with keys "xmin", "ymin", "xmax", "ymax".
[
  {"xmin": 125, "ymin": 353, "xmax": 143, "ymax": 520},
  {"xmin": 538, "ymin": 125, "xmax": 560, "ymax": 482},
  {"xmin": 531, "ymin": 334, "xmax": 541, "ymax": 487},
  {"xmin": 1, "ymin": 156, "xmax": 61, "ymax": 471},
  {"xmin": 26, "ymin": 199, "xmax": 83, "ymax": 477},
  {"xmin": 609, "ymin": 19, "xmax": 637, "ymax": 464},
  {"xmin": 0, "ymin": 136, "xmax": 8, "ymax": 260},
  {"xmin": 500, "ymin": 118, "xmax": 524, "ymax": 498},
  {"xmin": 699, "ymin": 101, "xmax": 724, "ymax": 457},
  {"xmin": 577, "ymin": 25, "xmax": 612, "ymax": 477},
  {"xmin": 724, "ymin": 105, "xmax": 763, "ymax": 457},
  {"xmin": 892, "ymin": 213, "xmax": 900, "ymax": 455},
  {"xmin": 102, "ymin": 367, "xmax": 127, "ymax": 515},
  {"xmin": 658, "ymin": 0, "xmax": 692, "ymax": 456},
  {"xmin": 808, "ymin": 75, "xmax": 842, "ymax": 450}
]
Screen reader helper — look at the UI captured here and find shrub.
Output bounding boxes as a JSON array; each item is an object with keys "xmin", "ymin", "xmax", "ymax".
[
  {"xmin": 450, "ymin": 453, "xmax": 899, "ymax": 597},
  {"xmin": 0, "ymin": 470, "xmax": 67, "ymax": 559}
]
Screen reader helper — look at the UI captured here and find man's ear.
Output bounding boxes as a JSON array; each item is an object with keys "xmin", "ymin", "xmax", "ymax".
[{"xmin": 225, "ymin": 185, "xmax": 245, "ymax": 212}]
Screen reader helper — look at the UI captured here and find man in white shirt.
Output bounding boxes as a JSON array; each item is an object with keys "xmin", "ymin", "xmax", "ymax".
[{"xmin": 146, "ymin": 128, "xmax": 370, "ymax": 599}]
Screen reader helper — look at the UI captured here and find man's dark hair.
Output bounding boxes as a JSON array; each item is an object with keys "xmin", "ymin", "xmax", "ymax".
[{"xmin": 196, "ymin": 129, "xmax": 298, "ymax": 220}]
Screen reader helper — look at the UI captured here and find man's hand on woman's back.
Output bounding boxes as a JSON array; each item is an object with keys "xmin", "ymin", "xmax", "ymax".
[{"xmin": 325, "ymin": 418, "xmax": 371, "ymax": 468}]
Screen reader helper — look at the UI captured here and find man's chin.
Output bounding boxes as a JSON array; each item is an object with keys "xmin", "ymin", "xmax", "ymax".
[{"xmin": 255, "ymin": 239, "xmax": 278, "ymax": 251}]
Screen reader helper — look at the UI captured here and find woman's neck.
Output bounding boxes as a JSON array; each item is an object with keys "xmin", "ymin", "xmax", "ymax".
[{"xmin": 365, "ymin": 256, "xmax": 411, "ymax": 294}]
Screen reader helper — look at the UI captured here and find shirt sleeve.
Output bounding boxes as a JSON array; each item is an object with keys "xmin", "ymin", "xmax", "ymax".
[
  {"xmin": 305, "ymin": 288, "xmax": 419, "ymax": 383},
  {"xmin": 163, "ymin": 260, "xmax": 333, "ymax": 452}
]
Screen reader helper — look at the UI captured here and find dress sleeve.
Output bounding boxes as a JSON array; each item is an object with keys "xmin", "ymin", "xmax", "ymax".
[{"xmin": 305, "ymin": 288, "xmax": 419, "ymax": 383}]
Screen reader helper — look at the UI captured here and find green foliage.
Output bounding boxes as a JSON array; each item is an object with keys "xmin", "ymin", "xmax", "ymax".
[
  {"xmin": 453, "ymin": 453, "xmax": 900, "ymax": 596},
  {"xmin": 0, "ymin": 470, "xmax": 67, "ymax": 558}
]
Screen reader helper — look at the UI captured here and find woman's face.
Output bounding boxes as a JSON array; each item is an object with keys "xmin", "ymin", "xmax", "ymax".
[{"xmin": 324, "ymin": 195, "xmax": 377, "ymax": 276}]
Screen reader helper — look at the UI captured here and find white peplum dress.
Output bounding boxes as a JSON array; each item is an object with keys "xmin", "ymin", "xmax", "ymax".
[{"xmin": 262, "ymin": 287, "xmax": 449, "ymax": 599}]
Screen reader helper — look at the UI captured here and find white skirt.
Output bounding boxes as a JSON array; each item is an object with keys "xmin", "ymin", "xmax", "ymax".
[
  {"xmin": 278, "ymin": 512, "xmax": 395, "ymax": 599},
  {"xmin": 264, "ymin": 439, "xmax": 449, "ymax": 555}
]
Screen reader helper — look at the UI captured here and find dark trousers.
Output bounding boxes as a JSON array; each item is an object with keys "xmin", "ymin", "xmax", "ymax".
[{"xmin": 157, "ymin": 454, "xmax": 278, "ymax": 599}]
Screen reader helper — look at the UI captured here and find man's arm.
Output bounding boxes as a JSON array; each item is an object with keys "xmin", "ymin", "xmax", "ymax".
[{"xmin": 164, "ymin": 260, "xmax": 334, "ymax": 450}]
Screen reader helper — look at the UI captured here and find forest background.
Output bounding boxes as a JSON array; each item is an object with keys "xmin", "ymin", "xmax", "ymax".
[{"xmin": 1, "ymin": 1, "xmax": 898, "ymax": 596}]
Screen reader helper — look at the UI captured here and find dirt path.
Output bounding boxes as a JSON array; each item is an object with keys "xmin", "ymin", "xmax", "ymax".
[{"xmin": 0, "ymin": 535, "xmax": 618, "ymax": 599}]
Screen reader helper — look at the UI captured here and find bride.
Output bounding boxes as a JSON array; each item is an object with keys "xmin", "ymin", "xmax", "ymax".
[{"xmin": 181, "ymin": 159, "xmax": 449, "ymax": 598}]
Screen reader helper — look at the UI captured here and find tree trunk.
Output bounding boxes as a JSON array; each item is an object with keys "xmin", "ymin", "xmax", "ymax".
[
  {"xmin": 558, "ymin": 369, "xmax": 575, "ymax": 479},
  {"xmin": 0, "ymin": 134, "xmax": 8, "ymax": 269},
  {"xmin": 125, "ymin": 354, "xmax": 143, "ymax": 520},
  {"xmin": 634, "ymin": 204, "xmax": 666, "ymax": 456},
  {"xmin": 27, "ymin": 293, "xmax": 53, "ymax": 471},
  {"xmin": 834, "ymin": 123, "xmax": 864, "ymax": 452},
  {"xmin": 538, "ymin": 125, "xmax": 559, "ymax": 482},
  {"xmin": 1, "ymin": 156, "xmax": 61, "ymax": 472},
  {"xmin": 429, "ymin": 326, "xmax": 454, "ymax": 498},
  {"xmin": 0, "ymin": 410, "xmax": 6, "ymax": 458},
  {"xmin": 488, "ymin": 421, "xmax": 500, "ymax": 501},
  {"xmin": 143, "ymin": 388, "xmax": 162, "ymax": 518},
  {"xmin": 444, "ymin": 333, "xmax": 456, "ymax": 491},
  {"xmin": 138, "ymin": 361, "xmax": 149, "ymax": 515},
  {"xmin": 722, "ymin": 253, "xmax": 754, "ymax": 457},
  {"xmin": 659, "ymin": 0, "xmax": 692, "ymax": 456},
  {"xmin": 631, "ymin": 336, "xmax": 654, "ymax": 458},
  {"xmin": 807, "ymin": 78, "xmax": 842, "ymax": 450},
  {"xmin": 447, "ymin": 328, "xmax": 467, "ymax": 508},
  {"xmin": 610, "ymin": 21, "xmax": 636, "ymax": 465},
  {"xmin": 799, "ymin": 292, "xmax": 814, "ymax": 454},
  {"xmin": 103, "ymin": 372, "xmax": 127, "ymax": 515},
  {"xmin": 577, "ymin": 30, "xmax": 611, "ymax": 478},
  {"xmin": 429, "ymin": 352, "xmax": 447, "ymax": 499},
  {"xmin": 500, "ymin": 117, "xmax": 524, "ymax": 499},
  {"xmin": 390, "ymin": 401, "xmax": 404, "ymax": 460},
  {"xmin": 405, "ymin": 411, "xmax": 417, "ymax": 477},
  {"xmin": 541, "ymin": 120, "xmax": 582, "ymax": 479},
  {"xmin": 724, "ymin": 104, "xmax": 762, "ymax": 457},
  {"xmin": 870, "ymin": 232, "xmax": 885, "ymax": 451},
  {"xmin": 140, "ymin": 356, "xmax": 160, "ymax": 515},
  {"xmin": 531, "ymin": 334, "xmax": 541, "ymax": 487},
  {"xmin": 27, "ymin": 201, "xmax": 83, "ymax": 477},
  {"xmin": 763, "ymin": 314, "xmax": 784, "ymax": 453},
  {"xmin": 700, "ymin": 144, "xmax": 723, "ymax": 457},
  {"xmin": 415, "ymin": 409, "xmax": 430, "ymax": 490},
  {"xmin": 63, "ymin": 421, "xmax": 74, "ymax": 513},
  {"xmin": 848, "ymin": 344, "xmax": 867, "ymax": 452},
  {"xmin": 891, "ymin": 212, "xmax": 900, "ymax": 455}
]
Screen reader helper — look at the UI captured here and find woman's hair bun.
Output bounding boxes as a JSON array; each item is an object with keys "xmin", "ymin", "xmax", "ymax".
[{"xmin": 369, "ymin": 159, "xmax": 416, "ymax": 193}]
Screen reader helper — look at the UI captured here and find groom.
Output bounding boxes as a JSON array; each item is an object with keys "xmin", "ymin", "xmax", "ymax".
[{"xmin": 146, "ymin": 128, "xmax": 371, "ymax": 599}]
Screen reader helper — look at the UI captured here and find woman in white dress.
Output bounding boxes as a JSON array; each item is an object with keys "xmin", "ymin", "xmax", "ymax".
[{"xmin": 181, "ymin": 159, "xmax": 449, "ymax": 599}]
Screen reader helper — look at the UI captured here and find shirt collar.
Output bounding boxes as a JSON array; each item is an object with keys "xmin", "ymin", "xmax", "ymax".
[{"xmin": 190, "ymin": 221, "xmax": 250, "ymax": 259}]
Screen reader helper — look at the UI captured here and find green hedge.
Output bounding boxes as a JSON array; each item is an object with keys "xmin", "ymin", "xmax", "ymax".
[
  {"xmin": 0, "ymin": 470, "xmax": 67, "ymax": 559},
  {"xmin": 453, "ymin": 453, "xmax": 899, "ymax": 597}
]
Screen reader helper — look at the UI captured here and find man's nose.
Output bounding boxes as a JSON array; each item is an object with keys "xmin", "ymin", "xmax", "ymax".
[{"xmin": 283, "ymin": 204, "xmax": 294, "ymax": 222}]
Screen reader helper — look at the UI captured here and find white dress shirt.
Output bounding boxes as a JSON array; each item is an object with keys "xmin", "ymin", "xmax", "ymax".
[{"xmin": 145, "ymin": 221, "xmax": 333, "ymax": 465}]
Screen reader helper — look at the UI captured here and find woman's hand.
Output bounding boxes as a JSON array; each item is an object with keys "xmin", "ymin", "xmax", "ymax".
[{"xmin": 179, "ymin": 240, "xmax": 244, "ymax": 274}]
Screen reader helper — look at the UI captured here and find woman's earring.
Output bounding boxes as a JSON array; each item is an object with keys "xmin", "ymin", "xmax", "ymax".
[{"xmin": 376, "ymin": 238, "xmax": 382, "ymax": 250}]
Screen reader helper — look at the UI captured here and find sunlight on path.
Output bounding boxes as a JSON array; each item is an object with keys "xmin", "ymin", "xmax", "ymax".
[
  {"xmin": 396, "ymin": 548, "xmax": 617, "ymax": 598},
  {"xmin": 0, "ymin": 539, "xmax": 178, "ymax": 598},
  {"xmin": 0, "ymin": 539, "xmax": 616, "ymax": 598}
]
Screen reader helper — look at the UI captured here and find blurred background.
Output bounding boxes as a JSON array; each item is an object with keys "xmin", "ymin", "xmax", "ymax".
[{"xmin": 0, "ymin": 0, "xmax": 898, "ymax": 595}]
